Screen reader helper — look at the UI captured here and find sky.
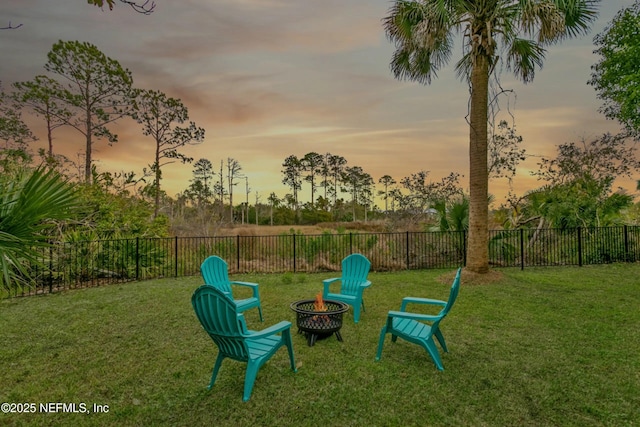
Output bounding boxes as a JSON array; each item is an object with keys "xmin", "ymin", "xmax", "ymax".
[{"xmin": 1, "ymin": 0, "xmax": 637, "ymax": 208}]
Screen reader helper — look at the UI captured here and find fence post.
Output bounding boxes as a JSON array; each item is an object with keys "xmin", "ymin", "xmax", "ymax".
[
  {"xmin": 624, "ymin": 225, "xmax": 629, "ymax": 262},
  {"xmin": 405, "ymin": 231, "xmax": 410, "ymax": 269},
  {"xmin": 293, "ymin": 233, "xmax": 297, "ymax": 273},
  {"xmin": 577, "ymin": 227, "xmax": 582, "ymax": 267},
  {"xmin": 135, "ymin": 237, "xmax": 140, "ymax": 280},
  {"xmin": 349, "ymin": 233, "xmax": 353, "ymax": 254},
  {"xmin": 236, "ymin": 235, "xmax": 240, "ymax": 270},
  {"xmin": 49, "ymin": 245, "xmax": 53, "ymax": 294},
  {"xmin": 463, "ymin": 230, "xmax": 467, "ymax": 267},
  {"xmin": 520, "ymin": 228, "xmax": 525, "ymax": 270},
  {"xmin": 174, "ymin": 236, "xmax": 179, "ymax": 277}
]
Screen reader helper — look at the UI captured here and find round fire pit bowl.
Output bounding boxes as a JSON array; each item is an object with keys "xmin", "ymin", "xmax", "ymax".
[{"xmin": 290, "ymin": 299, "xmax": 349, "ymax": 346}]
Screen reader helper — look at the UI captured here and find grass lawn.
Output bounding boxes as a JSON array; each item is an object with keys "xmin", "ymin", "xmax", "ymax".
[{"xmin": 1, "ymin": 265, "xmax": 639, "ymax": 426}]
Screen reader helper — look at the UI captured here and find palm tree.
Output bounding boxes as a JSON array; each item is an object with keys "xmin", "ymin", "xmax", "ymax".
[
  {"xmin": 383, "ymin": 0, "xmax": 598, "ymax": 273},
  {"xmin": 0, "ymin": 166, "xmax": 78, "ymax": 291}
]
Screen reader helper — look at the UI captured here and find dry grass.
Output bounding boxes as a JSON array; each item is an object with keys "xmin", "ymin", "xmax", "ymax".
[{"xmin": 218, "ymin": 221, "xmax": 390, "ymax": 237}]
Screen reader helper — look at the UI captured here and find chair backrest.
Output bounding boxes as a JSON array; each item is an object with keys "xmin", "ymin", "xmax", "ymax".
[
  {"xmin": 191, "ymin": 285, "xmax": 250, "ymax": 361},
  {"xmin": 441, "ymin": 267, "xmax": 462, "ymax": 317},
  {"xmin": 200, "ymin": 256, "xmax": 232, "ymax": 294},
  {"xmin": 340, "ymin": 253, "xmax": 371, "ymax": 295}
]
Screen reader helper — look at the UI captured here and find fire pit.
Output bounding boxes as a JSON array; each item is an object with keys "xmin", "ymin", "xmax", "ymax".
[{"xmin": 290, "ymin": 293, "xmax": 349, "ymax": 346}]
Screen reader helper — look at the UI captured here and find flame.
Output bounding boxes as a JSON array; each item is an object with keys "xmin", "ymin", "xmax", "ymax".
[{"xmin": 314, "ymin": 292, "xmax": 327, "ymax": 312}]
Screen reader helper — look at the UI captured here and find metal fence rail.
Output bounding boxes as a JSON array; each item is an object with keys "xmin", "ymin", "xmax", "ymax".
[{"xmin": 5, "ymin": 226, "xmax": 640, "ymax": 298}]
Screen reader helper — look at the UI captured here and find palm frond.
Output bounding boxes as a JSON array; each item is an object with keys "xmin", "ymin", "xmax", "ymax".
[
  {"xmin": 0, "ymin": 167, "xmax": 78, "ymax": 290},
  {"xmin": 519, "ymin": 0, "xmax": 599, "ymax": 44},
  {"xmin": 559, "ymin": 0, "xmax": 599, "ymax": 39},
  {"xmin": 505, "ymin": 37, "xmax": 547, "ymax": 83},
  {"xmin": 383, "ymin": 0, "xmax": 456, "ymax": 84}
]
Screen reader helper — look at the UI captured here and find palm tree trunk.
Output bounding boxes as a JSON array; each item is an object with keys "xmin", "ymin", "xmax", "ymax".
[{"xmin": 467, "ymin": 54, "xmax": 490, "ymax": 273}]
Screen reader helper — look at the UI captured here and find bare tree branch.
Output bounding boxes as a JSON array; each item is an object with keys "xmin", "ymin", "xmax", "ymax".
[
  {"xmin": 0, "ymin": 21, "xmax": 23, "ymax": 30},
  {"xmin": 119, "ymin": 0, "xmax": 156, "ymax": 15},
  {"xmin": 87, "ymin": 0, "xmax": 156, "ymax": 15},
  {"xmin": 3, "ymin": 0, "xmax": 155, "ymax": 30}
]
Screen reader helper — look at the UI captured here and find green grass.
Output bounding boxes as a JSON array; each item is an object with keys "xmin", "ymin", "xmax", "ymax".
[{"xmin": 1, "ymin": 265, "xmax": 639, "ymax": 426}]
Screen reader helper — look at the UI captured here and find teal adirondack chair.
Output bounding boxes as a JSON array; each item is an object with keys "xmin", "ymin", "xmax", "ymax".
[
  {"xmin": 191, "ymin": 285, "xmax": 297, "ymax": 402},
  {"xmin": 323, "ymin": 253, "xmax": 372, "ymax": 323},
  {"xmin": 201, "ymin": 255, "xmax": 263, "ymax": 321},
  {"xmin": 375, "ymin": 268, "xmax": 461, "ymax": 371}
]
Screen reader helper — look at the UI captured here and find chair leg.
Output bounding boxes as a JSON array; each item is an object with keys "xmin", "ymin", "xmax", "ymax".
[
  {"xmin": 423, "ymin": 339, "xmax": 444, "ymax": 371},
  {"xmin": 375, "ymin": 326, "xmax": 388, "ymax": 361},
  {"xmin": 243, "ymin": 363, "xmax": 260, "ymax": 402},
  {"xmin": 257, "ymin": 304, "xmax": 264, "ymax": 322},
  {"xmin": 283, "ymin": 330, "xmax": 297, "ymax": 372},
  {"xmin": 208, "ymin": 354, "xmax": 225, "ymax": 390},
  {"xmin": 434, "ymin": 328, "xmax": 448, "ymax": 353},
  {"xmin": 353, "ymin": 303, "xmax": 361, "ymax": 324}
]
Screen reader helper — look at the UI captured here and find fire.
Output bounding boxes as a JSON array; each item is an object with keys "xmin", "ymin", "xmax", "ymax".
[{"xmin": 314, "ymin": 292, "xmax": 327, "ymax": 312}]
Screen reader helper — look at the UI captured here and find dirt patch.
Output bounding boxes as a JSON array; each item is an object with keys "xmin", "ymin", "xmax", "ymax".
[{"xmin": 437, "ymin": 268, "xmax": 505, "ymax": 286}]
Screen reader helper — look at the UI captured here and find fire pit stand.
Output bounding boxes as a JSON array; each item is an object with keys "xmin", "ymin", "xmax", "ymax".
[{"xmin": 290, "ymin": 299, "xmax": 349, "ymax": 346}]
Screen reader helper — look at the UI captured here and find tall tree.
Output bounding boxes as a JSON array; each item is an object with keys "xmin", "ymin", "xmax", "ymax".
[
  {"xmin": 192, "ymin": 158, "xmax": 214, "ymax": 202},
  {"xmin": 217, "ymin": 159, "xmax": 226, "ymax": 205},
  {"xmin": 268, "ymin": 192, "xmax": 279, "ymax": 226},
  {"xmin": 226, "ymin": 158, "xmax": 243, "ymax": 223},
  {"xmin": 378, "ymin": 175, "xmax": 397, "ymax": 212},
  {"xmin": 301, "ymin": 152, "xmax": 323, "ymax": 208},
  {"xmin": 187, "ymin": 159, "xmax": 214, "ymax": 206},
  {"xmin": 132, "ymin": 89, "xmax": 205, "ymax": 217},
  {"xmin": 12, "ymin": 76, "xmax": 71, "ymax": 159},
  {"xmin": 281, "ymin": 155, "xmax": 303, "ymax": 220},
  {"xmin": 589, "ymin": 1, "xmax": 640, "ymax": 137},
  {"xmin": 44, "ymin": 40, "xmax": 133, "ymax": 183},
  {"xmin": 341, "ymin": 166, "xmax": 374, "ymax": 221},
  {"xmin": 326, "ymin": 153, "xmax": 347, "ymax": 206},
  {"xmin": 383, "ymin": 0, "xmax": 598, "ymax": 273}
]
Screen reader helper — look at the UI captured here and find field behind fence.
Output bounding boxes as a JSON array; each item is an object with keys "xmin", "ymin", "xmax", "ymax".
[{"xmin": 6, "ymin": 225, "xmax": 640, "ymax": 298}]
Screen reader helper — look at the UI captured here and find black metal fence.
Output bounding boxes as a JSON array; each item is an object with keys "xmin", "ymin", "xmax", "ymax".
[{"xmin": 5, "ymin": 225, "xmax": 640, "ymax": 298}]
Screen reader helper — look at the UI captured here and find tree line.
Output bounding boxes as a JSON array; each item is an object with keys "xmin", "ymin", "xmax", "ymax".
[{"xmin": 1, "ymin": 1, "xmax": 640, "ymax": 289}]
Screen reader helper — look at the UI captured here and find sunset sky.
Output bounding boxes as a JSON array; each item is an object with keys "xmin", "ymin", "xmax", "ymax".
[{"xmin": 1, "ymin": 0, "xmax": 636, "ymax": 208}]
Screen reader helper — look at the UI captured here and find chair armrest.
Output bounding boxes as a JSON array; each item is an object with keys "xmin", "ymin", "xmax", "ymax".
[
  {"xmin": 323, "ymin": 277, "xmax": 340, "ymax": 293},
  {"xmin": 230, "ymin": 281, "xmax": 260, "ymax": 298},
  {"xmin": 248, "ymin": 321, "xmax": 292, "ymax": 339},
  {"xmin": 230, "ymin": 281, "xmax": 258, "ymax": 289},
  {"xmin": 400, "ymin": 297, "xmax": 446, "ymax": 312},
  {"xmin": 360, "ymin": 280, "xmax": 372, "ymax": 289},
  {"xmin": 387, "ymin": 310, "xmax": 443, "ymax": 322}
]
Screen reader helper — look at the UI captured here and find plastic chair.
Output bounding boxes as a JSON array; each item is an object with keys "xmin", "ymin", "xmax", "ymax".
[
  {"xmin": 191, "ymin": 285, "xmax": 297, "ymax": 402},
  {"xmin": 375, "ymin": 268, "xmax": 461, "ymax": 370},
  {"xmin": 323, "ymin": 253, "xmax": 371, "ymax": 323},
  {"xmin": 201, "ymin": 255, "xmax": 263, "ymax": 321}
]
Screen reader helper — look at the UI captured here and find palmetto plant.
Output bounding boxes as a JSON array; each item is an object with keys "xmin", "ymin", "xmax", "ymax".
[
  {"xmin": 383, "ymin": 0, "xmax": 599, "ymax": 273},
  {"xmin": 0, "ymin": 167, "xmax": 78, "ymax": 290}
]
